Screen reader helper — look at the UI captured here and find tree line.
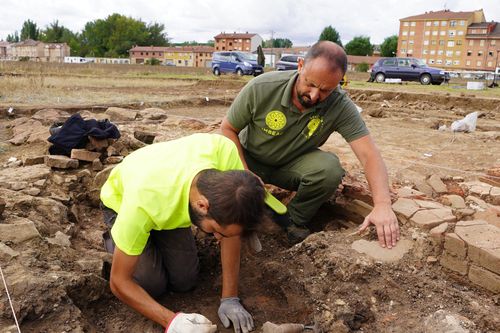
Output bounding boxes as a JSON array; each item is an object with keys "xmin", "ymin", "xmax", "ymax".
[{"xmin": 5, "ymin": 16, "xmax": 398, "ymax": 59}]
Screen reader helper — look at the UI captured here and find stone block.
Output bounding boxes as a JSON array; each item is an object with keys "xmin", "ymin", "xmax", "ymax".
[
  {"xmin": 469, "ymin": 183, "xmax": 492, "ymax": 199},
  {"xmin": 105, "ymin": 107, "xmax": 138, "ymax": 121},
  {"xmin": 440, "ymin": 251, "xmax": 468, "ymax": 275},
  {"xmin": 71, "ymin": 149, "xmax": 101, "ymax": 162},
  {"xmin": 427, "ymin": 175, "xmax": 448, "ymax": 194},
  {"xmin": 466, "ymin": 196, "xmax": 489, "ymax": 209},
  {"xmin": 468, "ymin": 265, "xmax": 500, "ymax": 293},
  {"xmin": 105, "ymin": 156, "xmax": 124, "ymax": 164},
  {"xmin": 468, "ymin": 245, "xmax": 500, "ymax": 275},
  {"xmin": 44, "ymin": 155, "xmax": 79, "ymax": 169},
  {"xmin": 93, "ymin": 166, "xmax": 115, "ymax": 189},
  {"xmin": 46, "ymin": 231, "xmax": 71, "ymax": 247},
  {"xmin": 414, "ymin": 199, "xmax": 446, "ymax": 209},
  {"xmin": 396, "ymin": 187, "xmax": 426, "ymax": 198},
  {"xmin": 444, "ymin": 233, "xmax": 467, "ymax": 258},
  {"xmin": 415, "ymin": 179, "xmax": 434, "ymax": 197},
  {"xmin": 92, "ymin": 158, "xmax": 103, "ymax": 171},
  {"xmin": 351, "ymin": 239, "xmax": 413, "ymax": 263},
  {"xmin": 392, "ymin": 198, "xmax": 420, "ymax": 219},
  {"xmin": 474, "ymin": 207, "xmax": 500, "ymax": 228},
  {"xmin": 429, "ymin": 222, "xmax": 449, "ymax": 238},
  {"xmin": 0, "ymin": 221, "xmax": 40, "ymax": 243},
  {"xmin": 0, "ymin": 242, "xmax": 19, "ymax": 260},
  {"xmin": 441, "ymin": 195, "xmax": 466, "ymax": 209},
  {"xmin": 430, "ymin": 208, "xmax": 457, "ymax": 223},
  {"xmin": 23, "ymin": 156, "xmax": 46, "ymax": 166},
  {"xmin": 490, "ymin": 186, "xmax": 500, "ymax": 205}
]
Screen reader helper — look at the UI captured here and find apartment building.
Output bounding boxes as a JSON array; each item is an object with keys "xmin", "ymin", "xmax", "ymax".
[
  {"xmin": 9, "ymin": 39, "xmax": 70, "ymax": 62},
  {"xmin": 129, "ymin": 46, "xmax": 214, "ymax": 67},
  {"xmin": 398, "ymin": 9, "xmax": 500, "ymax": 70},
  {"xmin": 214, "ymin": 32, "xmax": 263, "ymax": 52}
]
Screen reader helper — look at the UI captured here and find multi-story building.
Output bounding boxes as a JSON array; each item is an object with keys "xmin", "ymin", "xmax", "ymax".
[
  {"xmin": 214, "ymin": 32, "xmax": 263, "ymax": 52},
  {"xmin": 129, "ymin": 46, "xmax": 214, "ymax": 67},
  {"xmin": 8, "ymin": 39, "xmax": 70, "ymax": 62},
  {"xmin": 398, "ymin": 9, "xmax": 500, "ymax": 71}
]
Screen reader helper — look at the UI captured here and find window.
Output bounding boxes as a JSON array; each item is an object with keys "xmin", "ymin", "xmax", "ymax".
[
  {"xmin": 432, "ymin": 31, "xmax": 438, "ymax": 36},
  {"xmin": 400, "ymin": 48, "xmax": 406, "ymax": 53},
  {"xmin": 398, "ymin": 58, "xmax": 410, "ymax": 67},
  {"xmin": 433, "ymin": 21, "xmax": 439, "ymax": 26},
  {"xmin": 447, "ymin": 41, "xmax": 455, "ymax": 47},
  {"xmin": 448, "ymin": 30, "xmax": 456, "ymax": 37},
  {"xmin": 476, "ymin": 61, "xmax": 482, "ymax": 66},
  {"xmin": 453, "ymin": 60, "xmax": 460, "ymax": 65},
  {"xmin": 446, "ymin": 51, "xmax": 453, "ymax": 57},
  {"xmin": 469, "ymin": 40, "xmax": 474, "ymax": 46},
  {"xmin": 402, "ymin": 31, "xmax": 408, "ymax": 36},
  {"xmin": 403, "ymin": 22, "xmax": 409, "ymax": 26},
  {"xmin": 410, "ymin": 31, "xmax": 415, "ymax": 36},
  {"xmin": 446, "ymin": 60, "xmax": 452, "ymax": 65},
  {"xmin": 400, "ymin": 51, "xmax": 406, "ymax": 56},
  {"xmin": 467, "ymin": 50, "xmax": 472, "ymax": 56},
  {"xmin": 440, "ymin": 31, "xmax": 446, "ymax": 36},
  {"xmin": 437, "ymin": 59, "xmax": 443, "ymax": 64},
  {"xmin": 383, "ymin": 59, "xmax": 396, "ymax": 66},
  {"xmin": 438, "ymin": 50, "xmax": 444, "ymax": 55},
  {"xmin": 458, "ymin": 31, "xmax": 464, "ymax": 36},
  {"xmin": 429, "ymin": 59, "xmax": 435, "ymax": 64},
  {"xmin": 457, "ymin": 40, "xmax": 462, "ymax": 45},
  {"xmin": 424, "ymin": 40, "xmax": 429, "ymax": 45},
  {"xmin": 423, "ymin": 49, "xmax": 429, "ymax": 54},
  {"xmin": 450, "ymin": 21, "xmax": 457, "ymax": 27},
  {"xmin": 488, "ymin": 61, "xmax": 493, "ymax": 67},
  {"xmin": 178, "ymin": 60, "xmax": 181, "ymax": 64},
  {"xmin": 455, "ymin": 51, "xmax": 461, "ymax": 56},
  {"xmin": 489, "ymin": 51, "xmax": 494, "ymax": 57},
  {"xmin": 430, "ymin": 50, "xmax": 436, "ymax": 55},
  {"xmin": 431, "ymin": 40, "xmax": 437, "ymax": 45},
  {"xmin": 491, "ymin": 40, "xmax": 496, "ymax": 46},
  {"xmin": 422, "ymin": 59, "xmax": 427, "ymax": 64},
  {"xmin": 411, "ymin": 22, "xmax": 416, "ymax": 27},
  {"xmin": 478, "ymin": 51, "xmax": 483, "ymax": 56},
  {"xmin": 480, "ymin": 40, "xmax": 485, "ymax": 46},
  {"xmin": 407, "ymin": 50, "xmax": 413, "ymax": 55},
  {"xmin": 426, "ymin": 21, "xmax": 432, "ymax": 26},
  {"xmin": 482, "ymin": 29, "xmax": 487, "ymax": 34},
  {"xmin": 439, "ymin": 40, "xmax": 445, "ymax": 46},
  {"xmin": 466, "ymin": 60, "xmax": 471, "ymax": 66},
  {"xmin": 460, "ymin": 20, "xmax": 466, "ymax": 26},
  {"xmin": 425, "ymin": 31, "xmax": 430, "ymax": 36},
  {"xmin": 409, "ymin": 40, "xmax": 414, "ymax": 45},
  {"xmin": 471, "ymin": 29, "xmax": 477, "ymax": 34},
  {"xmin": 402, "ymin": 40, "xmax": 407, "ymax": 44},
  {"xmin": 441, "ymin": 21, "xmax": 447, "ymax": 26}
]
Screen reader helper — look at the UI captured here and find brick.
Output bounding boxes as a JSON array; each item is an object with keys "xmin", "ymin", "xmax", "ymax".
[
  {"xmin": 71, "ymin": 149, "xmax": 101, "ymax": 162},
  {"xmin": 396, "ymin": 187, "xmax": 426, "ymax": 198},
  {"xmin": 23, "ymin": 155, "xmax": 45, "ymax": 166},
  {"xmin": 44, "ymin": 155, "xmax": 79, "ymax": 169},
  {"xmin": 105, "ymin": 107, "xmax": 138, "ymax": 121},
  {"xmin": 429, "ymin": 222, "xmax": 449, "ymax": 238},
  {"xmin": 444, "ymin": 233, "xmax": 467, "ymax": 258},
  {"xmin": 490, "ymin": 186, "xmax": 500, "ymax": 205},
  {"xmin": 410, "ymin": 209, "xmax": 447, "ymax": 229},
  {"xmin": 440, "ymin": 251, "xmax": 468, "ymax": 275},
  {"xmin": 0, "ymin": 221, "xmax": 40, "ymax": 243},
  {"xmin": 466, "ymin": 196, "xmax": 489, "ymax": 209},
  {"xmin": 392, "ymin": 198, "xmax": 420, "ymax": 219},
  {"xmin": 105, "ymin": 156, "xmax": 124, "ymax": 164},
  {"xmin": 468, "ymin": 245, "xmax": 500, "ymax": 275},
  {"xmin": 414, "ymin": 199, "xmax": 445, "ymax": 209},
  {"xmin": 92, "ymin": 158, "xmax": 103, "ymax": 171},
  {"xmin": 427, "ymin": 175, "xmax": 448, "ymax": 194},
  {"xmin": 469, "ymin": 183, "xmax": 492, "ymax": 199},
  {"xmin": 430, "ymin": 208, "xmax": 457, "ymax": 223},
  {"xmin": 441, "ymin": 195, "xmax": 466, "ymax": 209},
  {"xmin": 468, "ymin": 265, "xmax": 500, "ymax": 293}
]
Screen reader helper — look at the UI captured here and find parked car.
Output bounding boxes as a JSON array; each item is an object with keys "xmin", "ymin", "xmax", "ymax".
[
  {"xmin": 212, "ymin": 51, "xmax": 263, "ymax": 76},
  {"xmin": 369, "ymin": 57, "xmax": 449, "ymax": 85},
  {"xmin": 276, "ymin": 54, "xmax": 302, "ymax": 71}
]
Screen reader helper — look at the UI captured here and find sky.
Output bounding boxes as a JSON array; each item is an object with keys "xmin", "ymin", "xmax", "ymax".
[{"xmin": 1, "ymin": 0, "xmax": 499, "ymax": 46}]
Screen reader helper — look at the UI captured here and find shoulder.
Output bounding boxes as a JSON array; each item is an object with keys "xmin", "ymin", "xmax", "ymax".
[{"xmin": 246, "ymin": 70, "xmax": 295, "ymax": 90}]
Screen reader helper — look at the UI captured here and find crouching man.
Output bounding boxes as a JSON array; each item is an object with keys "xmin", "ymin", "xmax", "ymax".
[{"xmin": 100, "ymin": 133, "xmax": 266, "ymax": 333}]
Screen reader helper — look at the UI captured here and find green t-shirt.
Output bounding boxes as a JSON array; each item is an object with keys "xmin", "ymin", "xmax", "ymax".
[
  {"xmin": 227, "ymin": 70, "xmax": 369, "ymax": 166},
  {"xmin": 100, "ymin": 133, "xmax": 244, "ymax": 255}
]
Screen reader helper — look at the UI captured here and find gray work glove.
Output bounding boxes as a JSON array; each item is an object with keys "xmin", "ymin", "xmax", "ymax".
[{"xmin": 217, "ymin": 297, "xmax": 254, "ymax": 333}]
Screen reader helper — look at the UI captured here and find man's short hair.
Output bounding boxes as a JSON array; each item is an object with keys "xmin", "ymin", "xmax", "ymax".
[
  {"xmin": 304, "ymin": 41, "xmax": 348, "ymax": 75},
  {"xmin": 197, "ymin": 169, "xmax": 265, "ymax": 232}
]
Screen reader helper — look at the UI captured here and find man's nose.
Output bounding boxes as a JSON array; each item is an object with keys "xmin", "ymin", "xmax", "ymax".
[{"xmin": 309, "ymin": 88, "xmax": 320, "ymax": 102}]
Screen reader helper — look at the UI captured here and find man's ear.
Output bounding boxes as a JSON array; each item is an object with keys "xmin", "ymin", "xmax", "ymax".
[
  {"xmin": 195, "ymin": 195, "xmax": 210, "ymax": 215},
  {"xmin": 297, "ymin": 57, "xmax": 304, "ymax": 72}
]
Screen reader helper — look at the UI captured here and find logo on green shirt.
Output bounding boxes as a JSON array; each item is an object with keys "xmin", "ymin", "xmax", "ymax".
[
  {"xmin": 265, "ymin": 110, "xmax": 287, "ymax": 131},
  {"xmin": 303, "ymin": 116, "xmax": 324, "ymax": 139}
]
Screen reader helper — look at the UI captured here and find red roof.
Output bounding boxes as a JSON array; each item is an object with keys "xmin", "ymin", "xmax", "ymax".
[
  {"xmin": 400, "ymin": 9, "xmax": 478, "ymax": 21},
  {"xmin": 214, "ymin": 33, "xmax": 257, "ymax": 39}
]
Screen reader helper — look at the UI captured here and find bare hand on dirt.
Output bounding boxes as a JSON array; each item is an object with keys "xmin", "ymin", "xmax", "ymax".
[{"xmin": 358, "ymin": 205, "xmax": 400, "ymax": 249}]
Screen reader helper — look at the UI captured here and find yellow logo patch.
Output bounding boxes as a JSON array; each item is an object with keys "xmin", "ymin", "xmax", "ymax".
[
  {"xmin": 265, "ymin": 110, "xmax": 287, "ymax": 131},
  {"xmin": 304, "ymin": 116, "xmax": 323, "ymax": 138}
]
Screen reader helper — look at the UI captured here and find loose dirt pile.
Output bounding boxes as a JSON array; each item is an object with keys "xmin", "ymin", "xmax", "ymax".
[{"xmin": 0, "ymin": 83, "xmax": 499, "ymax": 333}]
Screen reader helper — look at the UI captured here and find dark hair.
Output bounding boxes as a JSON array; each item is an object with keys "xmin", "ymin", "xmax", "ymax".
[
  {"xmin": 196, "ymin": 169, "xmax": 266, "ymax": 232},
  {"xmin": 304, "ymin": 41, "xmax": 348, "ymax": 75}
]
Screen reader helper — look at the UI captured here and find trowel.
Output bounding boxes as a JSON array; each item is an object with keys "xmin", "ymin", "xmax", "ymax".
[
  {"xmin": 262, "ymin": 321, "xmax": 320, "ymax": 333},
  {"xmin": 264, "ymin": 191, "xmax": 287, "ymax": 215}
]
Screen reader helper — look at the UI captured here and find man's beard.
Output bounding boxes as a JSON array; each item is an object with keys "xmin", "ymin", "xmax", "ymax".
[
  {"xmin": 189, "ymin": 203, "xmax": 205, "ymax": 228},
  {"xmin": 296, "ymin": 87, "xmax": 317, "ymax": 108}
]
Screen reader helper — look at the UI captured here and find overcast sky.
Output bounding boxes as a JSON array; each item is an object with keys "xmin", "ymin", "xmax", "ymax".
[{"xmin": 1, "ymin": 0, "xmax": 499, "ymax": 46}]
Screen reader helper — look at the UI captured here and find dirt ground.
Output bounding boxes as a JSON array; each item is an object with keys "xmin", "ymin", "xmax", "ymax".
[{"xmin": 0, "ymin": 65, "xmax": 499, "ymax": 333}]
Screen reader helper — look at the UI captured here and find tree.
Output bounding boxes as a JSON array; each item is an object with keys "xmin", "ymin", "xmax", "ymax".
[
  {"xmin": 356, "ymin": 62, "xmax": 369, "ymax": 72},
  {"xmin": 6, "ymin": 31, "xmax": 20, "ymax": 43},
  {"xmin": 80, "ymin": 13, "xmax": 169, "ymax": 57},
  {"xmin": 263, "ymin": 38, "xmax": 293, "ymax": 48},
  {"xmin": 318, "ymin": 26, "xmax": 342, "ymax": 47},
  {"xmin": 380, "ymin": 35, "xmax": 398, "ymax": 57},
  {"xmin": 345, "ymin": 36, "xmax": 373, "ymax": 56},
  {"xmin": 20, "ymin": 19, "xmax": 40, "ymax": 40}
]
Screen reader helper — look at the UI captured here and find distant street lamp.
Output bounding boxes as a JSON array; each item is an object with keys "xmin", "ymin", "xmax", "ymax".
[{"xmin": 489, "ymin": 50, "xmax": 500, "ymax": 88}]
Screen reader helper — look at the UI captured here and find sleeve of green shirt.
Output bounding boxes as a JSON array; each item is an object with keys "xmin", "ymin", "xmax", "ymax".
[
  {"xmin": 334, "ymin": 98, "xmax": 370, "ymax": 143},
  {"xmin": 226, "ymin": 82, "xmax": 256, "ymax": 131}
]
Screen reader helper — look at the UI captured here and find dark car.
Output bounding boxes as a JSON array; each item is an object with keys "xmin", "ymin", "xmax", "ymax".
[
  {"xmin": 276, "ymin": 54, "xmax": 302, "ymax": 71},
  {"xmin": 212, "ymin": 51, "xmax": 263, "ymax": 76},
  {"xmin": 369, "ymin": 57, "xmax": 449, "ymax": 85}
]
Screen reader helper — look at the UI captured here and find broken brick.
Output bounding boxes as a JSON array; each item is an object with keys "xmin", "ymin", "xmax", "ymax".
[
  {"xmin": 71, "ymin": 149, "xmax": 102, "ymax": 162},
  {"xmin": 444, "ymin": 233, "xmax": 467, "ymax": 259},
  {"xmin": 468, "ymin": 265, "xmax": 500, "ymax": 293}
]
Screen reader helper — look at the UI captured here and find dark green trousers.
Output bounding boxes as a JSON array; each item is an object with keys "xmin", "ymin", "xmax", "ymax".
[{"xmin": 244, "ymin": 149, "xmax": 345, "ymax": 226}]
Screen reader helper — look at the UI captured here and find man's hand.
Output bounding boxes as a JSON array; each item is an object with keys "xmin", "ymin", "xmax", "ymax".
[
  {"xmin": 218, "ymin": 297, "xmax": 254, "ymax": 333},
  {"xmin": 358, "ymin": 204, "xmax": 400, "ymax": 249},
  {"xmin": 165, "ymin": 313, "xmax": 217, "ymax": 333}
]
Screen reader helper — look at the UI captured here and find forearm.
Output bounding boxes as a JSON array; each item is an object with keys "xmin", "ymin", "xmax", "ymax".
[
  {"xmin": 363, "ymin": 152, "xmax": 392, "ymax": 206},
  {"xmin": 220, "ymin": 236, "xmax": 242, "ymax": 298},
  {"xmin": 111, "ymin": 278, "xmax": 175, "ymax": 327},
  {"xmin": 220, "ymin": 117, "xmax": 249, "ymax": 169}
]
